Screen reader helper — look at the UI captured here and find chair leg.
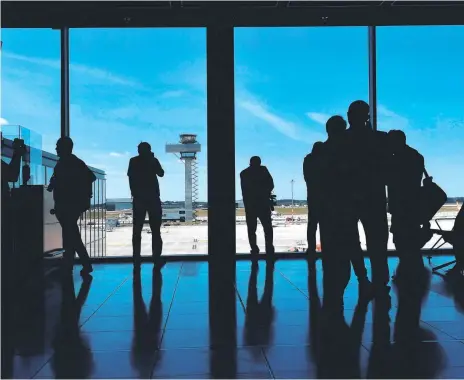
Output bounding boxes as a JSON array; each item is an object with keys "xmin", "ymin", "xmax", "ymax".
[{"xmin": 432, "ymin": 260, "xmax": 457, "ymax": 273}]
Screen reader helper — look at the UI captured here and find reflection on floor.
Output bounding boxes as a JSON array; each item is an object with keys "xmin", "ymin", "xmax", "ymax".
[{"xmin": 7, "ymin": 257, "xmax": 464, "ymax": 379}]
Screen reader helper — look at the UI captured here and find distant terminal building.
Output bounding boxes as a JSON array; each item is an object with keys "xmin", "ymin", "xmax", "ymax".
[
  {"xmin": 106, "ymin": 198, "xmax": 133, "ymax": 211},
  {"xmin": 106, "ymin": 198, "xmax": 187, "ymax": 222}
]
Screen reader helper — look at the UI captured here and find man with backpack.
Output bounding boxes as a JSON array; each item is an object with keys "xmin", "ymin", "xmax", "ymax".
[{"xmin": 48, "ymin": 137, "xmax": 95, "ymax": 276}]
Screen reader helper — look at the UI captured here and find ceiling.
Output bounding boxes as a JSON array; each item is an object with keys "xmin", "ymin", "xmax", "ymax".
[{"xmin": 2, "ymin": 1, "xmax": 464, "ymax": 28}]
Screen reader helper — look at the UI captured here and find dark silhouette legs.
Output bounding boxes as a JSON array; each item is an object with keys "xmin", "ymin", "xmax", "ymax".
[
  {"xmin": 307, "ymin": 207, "xmax": 319, "ymax": 253},
  {"xmin": 132, "ymin": 198, "xmax": 163, "ymax": 264},
  {"xmin": 56, "ymin": 210, "xmax": 92, "ymax": 273},
  {"xmin": 245, "ymin": 209, "xmax": 274, "ymax": 255},
  {"xmin": 359, "ymin": 205, "xmax": 390, "ymax": 289},
  {"xmin": 245, "ymin": 212, "xmax": 259, "ymax": 254}
]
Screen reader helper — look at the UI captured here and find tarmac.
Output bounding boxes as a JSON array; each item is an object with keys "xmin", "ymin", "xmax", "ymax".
[{"xmin": 103, "ymin": 213, "xmax": 457, "ymax": 257}]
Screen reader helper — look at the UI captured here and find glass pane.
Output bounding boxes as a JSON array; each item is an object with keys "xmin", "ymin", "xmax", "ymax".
[
  {"xmin": 235, "ymin": 27, "xmax": 368, "ymax": 254},
  {"xmin": 1, "ymin": 29, "xmax": 60, "ymax": 154},
  {"xmin": 70, "ymin": 28, "xmax": 207, "ymax": 257},
  {"xmin": 377, "ymin": 26, "xmax": 464, "ymax": 249}
]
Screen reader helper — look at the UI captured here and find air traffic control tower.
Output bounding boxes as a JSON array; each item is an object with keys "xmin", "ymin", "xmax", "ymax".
[{"xmin": 166, "ymin": 134, "xmax": 201, "ymax": 222}]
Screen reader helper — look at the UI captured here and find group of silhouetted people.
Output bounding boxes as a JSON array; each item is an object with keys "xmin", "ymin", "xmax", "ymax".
[{"xmin": 244, "ymin": 99, "xmax": 461, "ymax": 300}]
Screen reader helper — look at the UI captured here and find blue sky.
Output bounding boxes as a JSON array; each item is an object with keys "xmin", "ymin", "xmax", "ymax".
[{"xmin": 1, "ymin": 26, "xmax": 463, "ymax": 201}]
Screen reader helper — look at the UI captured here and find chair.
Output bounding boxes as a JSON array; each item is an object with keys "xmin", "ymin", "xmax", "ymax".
[{"xmin": 427, "ymin": 210, "xmax": 462, "ymax": 273}]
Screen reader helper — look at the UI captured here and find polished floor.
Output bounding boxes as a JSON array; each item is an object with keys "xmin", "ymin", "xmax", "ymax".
[{"xmin": 7, "ymin": 257, "xmax": 464, "ymax": 379}]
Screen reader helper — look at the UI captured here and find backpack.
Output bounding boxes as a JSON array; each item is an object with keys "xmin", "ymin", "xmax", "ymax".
[{"xmin": 81, "ymin": 165, "xmax": 97, "ymax": 212}]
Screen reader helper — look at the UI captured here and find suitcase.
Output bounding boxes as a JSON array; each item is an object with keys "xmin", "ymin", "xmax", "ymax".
[{"xmin": 418, "ymin": 168, "xmax": 447, "ymax": 225}]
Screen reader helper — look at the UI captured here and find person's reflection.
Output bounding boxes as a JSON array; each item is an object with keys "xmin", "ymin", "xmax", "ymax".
[
  {"xmin": 51, "ymin": 274, "xmax": 94, "ymax": 379},
  {"xmin": 366, "ymin": 294, "xmax": 393, "ymax": 379},
  {"xmin": 307, "ymin": 260, "xmax": 322, "ymax": 368},
  {"xmin": 390, "ymin": 270, "xmax": 445, "ymax": 378},
  {"xmin": 311, "ymin": 259, "xmax": 369, "ymax": 379},
  {"xmin": 244, "ymin": 261, "xmax": 275, "ymax": 351},
  {"xmin": 131, "ymin": 267, "xmax": 163, "ymax": 378}
]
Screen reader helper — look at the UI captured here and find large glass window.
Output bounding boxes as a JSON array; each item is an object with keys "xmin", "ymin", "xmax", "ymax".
[
  {"xmin": 234, "ymin": 27, "xmax": 369, "ymax": 254},
  {"xmin": 377, "ymin": 26, "xmax": 464, "ymax": 248},
  {"xmin": 70, "ymin": 28, "xmax": 207, "ymax": 257},
  {"xmin": 1, "ymin": 29, "xmax": 60, "ymax": 154}
]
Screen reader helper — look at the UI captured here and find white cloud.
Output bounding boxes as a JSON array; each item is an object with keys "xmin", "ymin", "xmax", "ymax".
[
  {"xmin": 238, "ymin": 99, "xmax": 300, "ymax": 141},
  {"xmin": 306, "ymin": 112, "xmax": 331, "ymax": 125},
  {"xmin": 2, "ymin": 52, "xmax": 139, "ymax": 87},
  {"xmin": 236, "ymin": 90, "xmax": 325, "ymax": 144},
  {"xmin": 0, "ymin": 117, "xmax": 9, "ymax": 125},
  {"xmin": 109, "ymin": 151, "xmax": 130, "ymax": 158}
]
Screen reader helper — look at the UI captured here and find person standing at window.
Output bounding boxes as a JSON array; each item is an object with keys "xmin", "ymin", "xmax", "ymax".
[
  {"xmin": 340, "ymin": 101, "xmax": 391, "ymax": 295},
  {"xmin": 128, "ymin": 142, "xmax": 165, "ymax": 268},
  {"xmin": 240, "ymin": 156, "xmax": 275, "ymax": 258}
]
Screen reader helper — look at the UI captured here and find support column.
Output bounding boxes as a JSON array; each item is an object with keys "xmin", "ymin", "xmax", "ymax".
[
  {"xmin": 368, "ymin": 26, "xmax": 377, "ymax": 131},
  {"xmin": 207, "ymin": 25, "xmax": 237, "ymax": 373},
  {"xmin": 207, "ymin": 25, "xmax": 236, "ymax": 262},
  {"xmin": 60, "ymin": 27, "xmax": 70, "ymax": 137}
]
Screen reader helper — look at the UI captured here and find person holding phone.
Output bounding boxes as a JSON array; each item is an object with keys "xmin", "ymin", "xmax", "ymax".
[{"xmin": 128, "ymin": 142, "xmax": 165, "ymax": 268}]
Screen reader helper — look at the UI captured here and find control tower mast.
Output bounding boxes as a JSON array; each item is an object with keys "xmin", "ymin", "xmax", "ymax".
[{"xmin": 166, "ymin": 134, "xmax": 201, "ymax": 222}]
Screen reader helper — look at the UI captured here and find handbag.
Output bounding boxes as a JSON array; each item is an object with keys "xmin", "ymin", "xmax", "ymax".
[{"xmin": 418, "ymin": 168, "xmax": 447, "ymax": 225}]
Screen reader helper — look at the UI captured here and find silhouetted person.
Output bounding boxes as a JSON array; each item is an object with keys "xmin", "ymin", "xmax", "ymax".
[
  {"xmin": 131, "ymin": 268, "xmax": 163, "ymax": 377},
  {"xmin": 341, "ymin": 100, "xmax": 390, "ymax": 294},
  {"xmin": 303, "ymin": 141, "xmax": 325, "ymax": 256},
  {"xmin": 48, "ymin": 137, "xmax": 95, "ymax": 276},
  {"xmin": 240, "ymin": 156, "xmax": 275, "ymax": 257},
  {"xmin": 1, "ymin": 137, "xmax": 25, "ymax": 379},
  {"xmin": 244, "ymin": 261, "xmax": 275, "ymax": 349},
  {"xmin": 388, "ymin": 130, "xmax": 428, "ymax": 278},
  {"xmin": 366, "ymin": 294, "xmax": 393, "ymax": 379},
  {"xmin": 324, "ymin": 115, "xmax": 373, "ymax": 295},
  {"xmin": 128, "ymin": 142, "xmax": 164, "ymax": 267},
  {"xmin": 51, "ymin": 273, "xmax": 94, "ymax": 379}
]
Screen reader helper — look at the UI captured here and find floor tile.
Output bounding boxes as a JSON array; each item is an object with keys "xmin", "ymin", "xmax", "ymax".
[
  {"xmin": 82, "ymin": 314, "xmax": 168, "ymax": 332},
  {"xmin": 439, "ymin": 366, "xmax": 464, "ymax": 379},
  {"xmin": 262, "ymin": 345, "xmax": 315, "ymax": 376},
  {"xmin": 425, "ymin": 321, "xmax": 464, "ymax": 339},
  {"xmin": 152, "ymin": 347, "xmax": 269, "ymax": 378},
  {"xmin": 82, "ymin": 331, "xmax": 147, "ymax": 351},
  {"xmin": 10, "ymin": 354, "xmax": 52, "ymax": 379},
  {"xmin": 361, "ymin": 321, "xmax": 459, "ymax": 344},
  {"xmin": 35, "ymin": 349, "xmax": 157, "ymax": 379},
  {"xmin": 10, "ymin": 257, "xmax": 464, "ymax": 379}
]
